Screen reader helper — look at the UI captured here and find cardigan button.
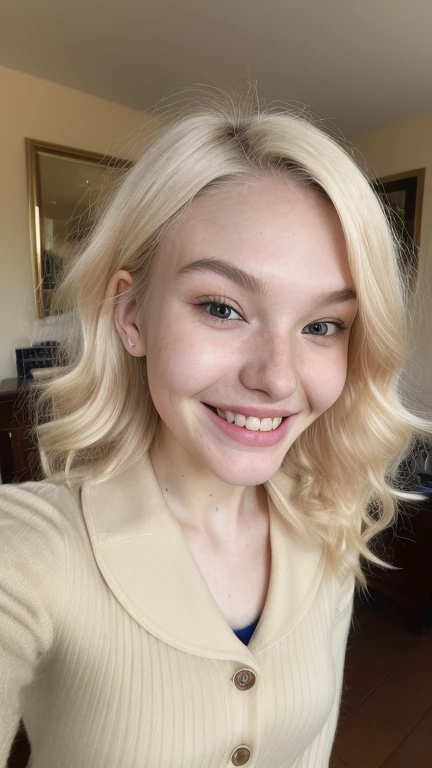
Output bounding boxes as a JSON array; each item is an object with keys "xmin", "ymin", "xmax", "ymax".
[
  {"xmin": 233, "ymin": 668, "xmax": 256, "ymax": 691},
  {"xmin": 231, "ymin": 744, "xmax": 251, "ymax": 765}
]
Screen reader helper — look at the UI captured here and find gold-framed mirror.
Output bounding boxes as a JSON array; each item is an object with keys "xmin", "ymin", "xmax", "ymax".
[{"xmin": 26, "ymin": 139, "xmax": 132, "ymax": 318}]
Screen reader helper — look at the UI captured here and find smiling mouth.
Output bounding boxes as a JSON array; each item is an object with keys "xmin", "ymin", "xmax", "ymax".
[{"xmin": 204, "ymin": 403, "xmax": 288, "ymax": 431}]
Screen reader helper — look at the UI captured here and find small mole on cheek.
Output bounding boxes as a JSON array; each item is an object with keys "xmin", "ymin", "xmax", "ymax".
[{"xmin": 165, "ymin": 487, "xmax": 168, "ymax": 492}]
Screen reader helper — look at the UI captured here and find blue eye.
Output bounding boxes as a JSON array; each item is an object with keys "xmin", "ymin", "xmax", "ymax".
[
  {"xmin": 196, "ymin": 297, "xmax": 243, "ymax": 322},
  {"xmin": 308, "ymin": 322, "xmax": 331, "ymax": 336},
  {"xmin": 206, "ymin": 302, "xmax": 241, "ymax": 320},
  {"xmin": 303, "ymin": 321, "xmax": 347, "ymax": 339}
]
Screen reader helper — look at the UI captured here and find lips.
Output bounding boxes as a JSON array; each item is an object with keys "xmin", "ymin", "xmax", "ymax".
[{"xmin": 202, "ymin": 402, "xmax": 295, "ymax": 447}]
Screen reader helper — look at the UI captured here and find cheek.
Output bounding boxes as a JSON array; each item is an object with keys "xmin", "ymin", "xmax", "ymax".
[
  {"xmin": 305, "ymin": 353, "xmax": 348, "ymax": 413},
  {"xmin": 145, "ymin": 319, "xmax": 229, "ymax": 400}
]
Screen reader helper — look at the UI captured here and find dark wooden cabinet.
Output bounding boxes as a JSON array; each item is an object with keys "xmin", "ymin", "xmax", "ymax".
[
  {"xmin": 0, "ymin": 378, "xmax": 41, "ymax": 484},
  {"xmin": 366, "ymin": 497, "xmax": 432, "ymax": 631}
]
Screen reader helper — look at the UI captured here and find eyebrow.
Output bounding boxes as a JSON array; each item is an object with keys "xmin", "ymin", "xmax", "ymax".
[{"xmin": 176, "ymin": 257, "xmax": 357, "ymax": 307}]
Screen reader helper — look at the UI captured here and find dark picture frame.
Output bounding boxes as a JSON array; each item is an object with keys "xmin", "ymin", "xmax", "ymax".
[{"xmin": 372, "ymin": 168, "xmax": 425, "ymax": 285}]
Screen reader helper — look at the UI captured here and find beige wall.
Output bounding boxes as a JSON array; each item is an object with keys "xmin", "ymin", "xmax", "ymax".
[
  {"xmin": 0, "ymin": 65, "xmax": 151, "ymax": 381},
  {"xmin": 352, "ymin": 114, "xmax": 432, "ymax": 415}
]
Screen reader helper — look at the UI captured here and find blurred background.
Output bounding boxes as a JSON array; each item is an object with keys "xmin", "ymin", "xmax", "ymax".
[{"xmin": 1, "ymin": 2, "xmax": 432, "ymax": 766}]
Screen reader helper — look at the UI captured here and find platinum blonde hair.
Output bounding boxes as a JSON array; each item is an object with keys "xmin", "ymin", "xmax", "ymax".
[{"xmin": 36, "ymin": 94, "xmax": 432, "ymax": 590}]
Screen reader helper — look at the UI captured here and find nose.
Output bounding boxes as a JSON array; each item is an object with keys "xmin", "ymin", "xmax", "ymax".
[{"xmin": 238, "ymin": 330, "xmax": 298, "ymax": 402}]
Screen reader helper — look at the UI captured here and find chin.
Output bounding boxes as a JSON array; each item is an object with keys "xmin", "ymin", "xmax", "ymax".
[{"xmin": 205, "ymin": 454, "xmax": 285, "ymax": 487}]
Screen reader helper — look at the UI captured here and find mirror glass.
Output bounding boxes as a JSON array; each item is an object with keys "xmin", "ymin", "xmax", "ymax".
[{"xmin": 26, "ymin": 139, "xmax": 131, "ymax": 317}]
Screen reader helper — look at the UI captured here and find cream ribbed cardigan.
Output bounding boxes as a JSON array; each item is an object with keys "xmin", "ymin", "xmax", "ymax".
[{"xmin": 0, "ymin": 454, "xmax": 354, "ymax": 768}]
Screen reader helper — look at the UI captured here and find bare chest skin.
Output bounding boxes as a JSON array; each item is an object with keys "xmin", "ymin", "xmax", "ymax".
[{"xmin": 179, "ymin": 503, "xmax": 271, "ymax": 630}]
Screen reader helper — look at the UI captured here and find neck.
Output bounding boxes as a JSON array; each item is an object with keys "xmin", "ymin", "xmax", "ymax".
[{"xmin": 149, "ymin": 438, "xmax": 266, "ymax": 541}]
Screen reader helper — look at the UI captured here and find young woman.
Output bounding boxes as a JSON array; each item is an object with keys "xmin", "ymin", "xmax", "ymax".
[{"xmin": 1, "ymin": 97, "xmax": 430, "ymax": 768}]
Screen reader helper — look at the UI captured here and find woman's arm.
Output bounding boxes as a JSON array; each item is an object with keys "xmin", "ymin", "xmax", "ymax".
[{"xmin": 0, "ymin": 484, "xmax": 64, "ymax": 768}]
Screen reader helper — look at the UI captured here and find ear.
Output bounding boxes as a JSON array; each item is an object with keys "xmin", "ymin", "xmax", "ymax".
[{"xmin": 107, "ymin": 270, "xmax": 146, "ymax": 357}]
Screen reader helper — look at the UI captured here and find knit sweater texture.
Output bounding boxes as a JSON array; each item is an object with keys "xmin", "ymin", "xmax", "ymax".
[{"xmin": 0, "ymin": 453, "xmax": 355, "ymax": 767}]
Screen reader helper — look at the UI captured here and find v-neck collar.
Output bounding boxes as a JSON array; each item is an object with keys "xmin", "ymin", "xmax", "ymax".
[{"xmin": 81, "ymin": 453, "xmax": 326, "ymax": 667}]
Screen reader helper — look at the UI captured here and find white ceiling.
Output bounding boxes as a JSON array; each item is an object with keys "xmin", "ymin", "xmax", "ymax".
[{"xmin": 1, "ymin": 0, "xmax": 432, "ymax": 136}]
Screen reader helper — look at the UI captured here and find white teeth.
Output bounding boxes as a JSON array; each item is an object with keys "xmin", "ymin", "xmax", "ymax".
[
  {"xmin": 214, "ymin": 407, "xmax": 284, "ymax": 431},
  {"xmin": 260, "ymin": 418, "xmax": 273, "ymax": 432},
  {"xmin": 246, "ymin": 416, "xmax": 260, "ymax": 431}
]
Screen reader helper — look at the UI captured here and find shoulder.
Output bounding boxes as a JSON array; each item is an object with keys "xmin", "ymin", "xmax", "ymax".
[
  {"xmin": 0, "ymin": 478, "xmax": 81, "ymax": 563},
  {"xmin": 0, "ymin": 476, "xmax": 79, "ymax": 520},
  {"xmin": 328, "ymin": 566, "xmax": 356, "ymax": 631},
  {"xmin": 317, "ymin": 557, "xmax": 356, "ymax": 625},
  {"xmin": 337, "ymin": 569, "xmax": 356, "ymax": 613}
]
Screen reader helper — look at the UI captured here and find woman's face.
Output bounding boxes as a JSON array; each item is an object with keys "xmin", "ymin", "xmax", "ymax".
[{"xmin": 136, "ymin": 174, "xmax": 358, "ymax": 487}]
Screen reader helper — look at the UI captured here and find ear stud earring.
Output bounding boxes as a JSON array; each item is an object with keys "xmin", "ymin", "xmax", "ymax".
[{"xmin": 128, "ymin": 338, "xmax": 135, "ymax": 348}]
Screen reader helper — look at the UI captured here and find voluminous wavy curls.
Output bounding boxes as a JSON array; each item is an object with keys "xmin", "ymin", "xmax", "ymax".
[{"xmin": 36, "ymin": 89, "xmax": 432, "ymax": 591}]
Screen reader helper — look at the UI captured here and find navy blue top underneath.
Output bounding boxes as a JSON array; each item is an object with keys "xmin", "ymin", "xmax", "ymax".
[{"xmin": 232, "ymin": 616, "xmax": 261, "ymax": 645}]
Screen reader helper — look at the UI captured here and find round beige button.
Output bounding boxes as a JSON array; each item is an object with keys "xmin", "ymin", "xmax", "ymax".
[
  {"xmin": 233, "ymin": 668, "xmax": 256, "ymax": 691},
  {"xmin": 231, "ymin": 744, "xmax": 251, "ymax": 765}
]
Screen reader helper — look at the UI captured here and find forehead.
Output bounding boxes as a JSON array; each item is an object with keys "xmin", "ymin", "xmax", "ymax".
[{"xmin": 159, "ymin": 173, "xmax": 350, "ymax": 288}]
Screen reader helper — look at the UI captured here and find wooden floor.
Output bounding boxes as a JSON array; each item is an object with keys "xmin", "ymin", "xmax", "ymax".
[{"xmin": 330, "ymin": 588, "xmax": 432, "ymax": 768}]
